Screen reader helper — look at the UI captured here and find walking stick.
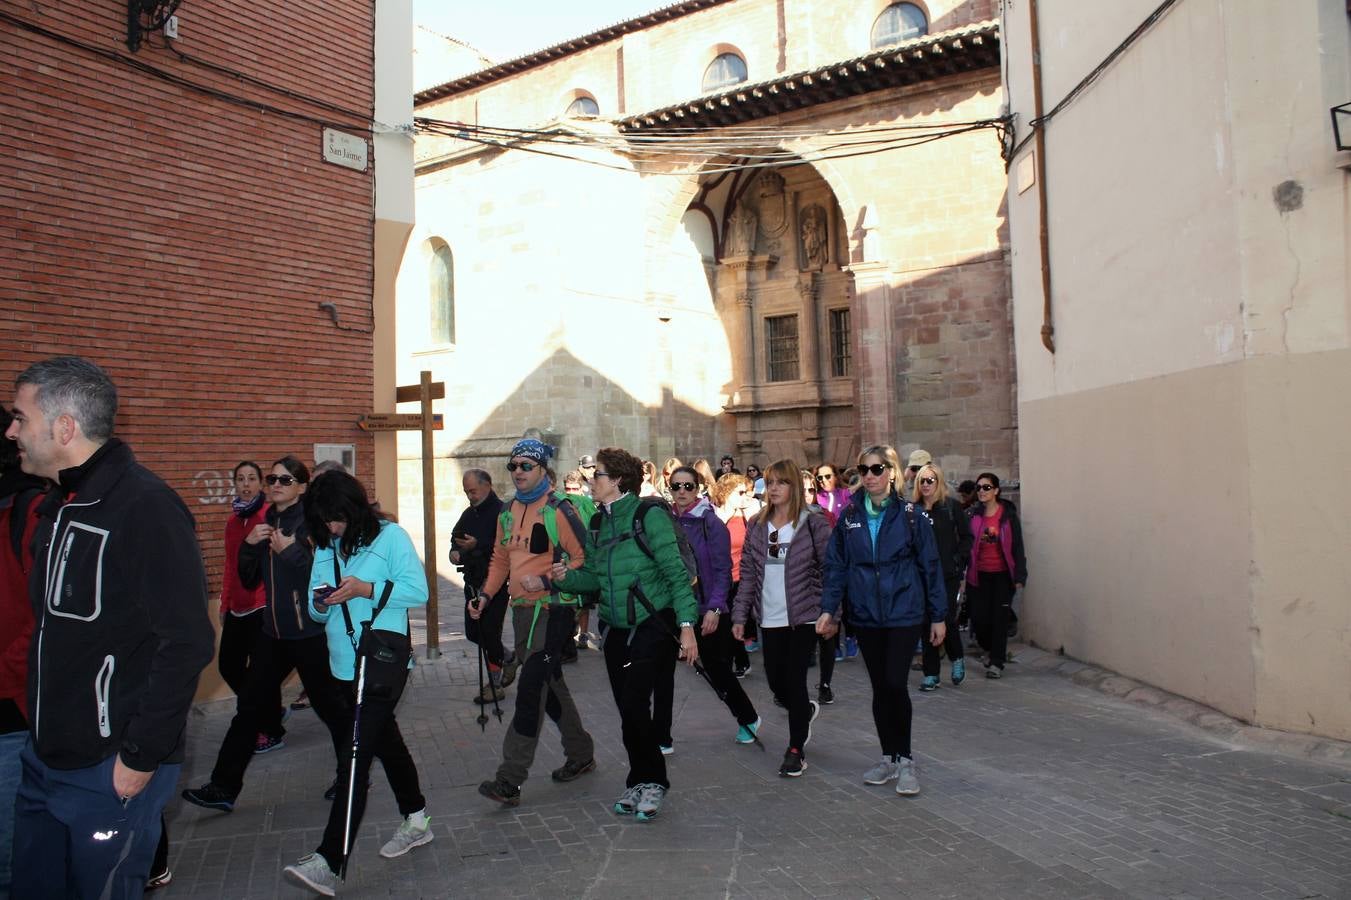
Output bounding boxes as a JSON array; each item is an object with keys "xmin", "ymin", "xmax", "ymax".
[
  {"xmin": 469, "ymin": 584, "xmax": 503, "ymax": 727},
  {"xmin": 339, "ymin": 643, "xmax": 367, "ymax": 879}
]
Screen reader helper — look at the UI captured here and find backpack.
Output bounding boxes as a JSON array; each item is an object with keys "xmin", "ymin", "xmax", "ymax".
[{"xmin": 590, "ymin": 496, "xmax": 700, "ymax": 593}]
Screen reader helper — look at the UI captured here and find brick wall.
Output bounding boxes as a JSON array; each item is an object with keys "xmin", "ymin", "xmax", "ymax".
[{"xmin": 1, "ymin": 3, "xmax": 378, "ymax": 655}]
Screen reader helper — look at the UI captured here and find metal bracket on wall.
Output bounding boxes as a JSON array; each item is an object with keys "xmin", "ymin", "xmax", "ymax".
[
  {"xmin": 126, "ymin": 0, "xmax": 182, "ymax": 52},
  {"xmin": 1332, "ymin": 102, "xmax": 1351, "ymax": 152}
]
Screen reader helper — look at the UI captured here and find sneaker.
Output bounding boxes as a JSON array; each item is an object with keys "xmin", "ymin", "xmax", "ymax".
[
  {"xmin": 181, "ymin": 782, "xmax": 235, "ymax": 813},
  {"xmin": 951, "ymin": 659, "xmax": 966, "ymax": 685},
  {"xmin": 145, "ymin": 868, "xmax": 172, "ymax": 891},
  {"xmin": 380, "ymin": 811, "xmax": 434, "ymax": 858},
  {"xmin": 290, "ymin": 691, "xmax": 311, "ymax": 711},
  {"xmin": 744, "ymin": 639, "xmax": 760, "ymax": 653},
  {"xmin": 734, "ymin": 717, "xmax": 761, "ymax": 744},
  {"xmin": 863, "ymin": 757, "xmax": 899, "ymax": 785},
  {"xmin": 895, "ymin": 757, "xmax": 920, "ymax": 795},
  {"xmin": 478, "ymin": 777, "xmax": 521, "ymax": 807},
  {"xmin": 576, "ymin": 632, "xmax": 591, "ymax": 650},
  {"xmin": 253, "ymin": 733, "xmax": 285, "ymax": 754},
  {"xmin": 613, "ymin": 784, "xmax": 643, "ymax": 815},
  {"xmin": 500, "ymin": 654, "xmax": 521, "ymax": 688},
  {"xmin": 778, "ymin": 748, "xmax": 806, "ymax": 777},
  {"xmin": 919, "ymin": 675, "xmax": 940, "ymax": 692},
  {"xmin": 475, "ymin": 683, "xmax": 506, "ymax": 704},
  {"xmin": 833, "ymin": 643, "xmax": 845, "ymax": 662},
  {"xmin": 985, "ymin": 666, "xmax": 1003, "ymax": 680},
  {"xmin": 283, "ymin": 854, "xmax": 338, "ymax": 897},
  {"xmin": 635, "ymin": 783, "xmax": 666, "ymax": 821},
  {"xmin": 659, "ymin": 742, "xmax": 674, "ymax": 756},
  {"xmin": 804, "ymin": 699, "xmax": 820, "ymax": 747},
  {"xmin": 845, "ymin": 636, "xmax": 859, "ymax": 658},
  {"xmin": 733, "ymin": 662, "xmax": 751, "ymax": 679},
  {"xmin": 551, "ymin": 758, "xmax": 597, "ymax": 782},
  {"xmin": 817, "ymin": 684, "xmax": 834, "ymax": 705}
]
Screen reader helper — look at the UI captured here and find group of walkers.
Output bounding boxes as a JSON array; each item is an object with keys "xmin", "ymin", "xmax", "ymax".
[{"xmin": 0, "ymin": 353, "xmax": 1027, "ymax": 899}]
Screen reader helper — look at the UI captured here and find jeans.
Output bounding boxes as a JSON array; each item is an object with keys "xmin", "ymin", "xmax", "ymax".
[
  {"xmin": 497, "ymin": 605, "xmax": 593, "ymax": 786},
  {"xmin": 12, "ymin": 742, "xmax": 178, "ymax": 899},
  {"xmin": 759, "ymin": 624, "xmax": 817, "ymax": 752},
  {"xmin": 218, "ymin": 609, "xmax": 283, "ymax": 739},
  {"xmin": 0, "ymin": 730, "xmax": 26, "ymax": 895},
  {"xmin": 855, "ymin": 623, "xmax": 925, "ymax": 759},
  {"xmin": 603, "ymin": 610, "xmax": 677, "ymax": 789}
]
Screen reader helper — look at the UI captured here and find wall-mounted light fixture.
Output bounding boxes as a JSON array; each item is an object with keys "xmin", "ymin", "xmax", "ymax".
[{"xmin": 1333, "ymin": 101, "xmax": 1351, "ymax": 151}]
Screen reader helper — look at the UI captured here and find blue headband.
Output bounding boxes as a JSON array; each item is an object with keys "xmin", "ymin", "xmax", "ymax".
[{"xmin": 509, "ymin": 439, "xmax": 553, "ymax": 464}]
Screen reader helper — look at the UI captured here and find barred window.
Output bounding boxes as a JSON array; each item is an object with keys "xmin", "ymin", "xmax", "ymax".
[
  {"xmin": 829, "ymin": 308, "xmax": 851, "ymax": 377},
  {"xmin": 765, "ymin": 315, "xmax": 799, "ymax": 382}
]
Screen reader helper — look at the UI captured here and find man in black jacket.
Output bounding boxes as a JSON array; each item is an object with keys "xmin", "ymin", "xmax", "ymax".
[
  {"xmin": 451, "ymin": 469, "xmax": 514, "ymax": 702},
  {"xmin": 5, "ymin": 356, "xmax": 214, "ymax": 898}
]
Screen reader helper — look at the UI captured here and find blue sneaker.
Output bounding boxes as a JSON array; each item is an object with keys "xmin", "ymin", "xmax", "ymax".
[
  {"xmin": 735, "ymin": 717, "xmax": 761, "ymax": 744},
  {"xmin": 845, "ymin": 636, "xmax": 859, "ymax": 659},
  {"xmin": 919, "ymin": 675, "xmax": 940, "ymax": 692},
  {"xmin": 951, "ymin": 658, "xmax": 966, "ymax": 685},
  {"xmin": 833, "ymin": 643, "xmax": 845, "ymax": 662},
  {"xmin": 744, "ymin": 639, "xmax": 760, "ymax": 653}
]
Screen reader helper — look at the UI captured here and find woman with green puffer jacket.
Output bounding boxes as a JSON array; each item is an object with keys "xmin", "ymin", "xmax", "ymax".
[{"xmin": 550, "ymin": 447, "xmax": 698, "ymax": 822}]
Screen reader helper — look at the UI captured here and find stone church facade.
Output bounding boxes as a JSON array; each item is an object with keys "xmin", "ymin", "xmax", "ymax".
[{"xmin": 399, "ymin": 0, "xmax": 1014, "ymax": 529}]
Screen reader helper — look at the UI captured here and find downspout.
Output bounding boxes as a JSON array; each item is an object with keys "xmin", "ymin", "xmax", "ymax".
[{"xmin": 1029, "ymin": 0, "xmax": 1056, "ymax": 353}]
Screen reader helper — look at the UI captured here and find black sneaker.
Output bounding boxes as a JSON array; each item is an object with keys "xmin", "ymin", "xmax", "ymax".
[
  {"xmin": 733, "ymin": 663, "xmax": 751, "ymax": 679},
  {"xmin": 145, "ymin": 867, "xmax": 172, "ymax": 891},
  {"xmin": 817, "ymin": 684, "xmax": 834, "ymax": 705},
  {"xmin": 778, "ymin": 748, "xmax": 806, "ymax": 778},
  {"xmin": 182, "ymin": 782, "xmax": 236, "ymax": 812},
  {"xmin": 551, "ymin": 758, "xmax": 597, "ymax": 783},
  {"xmin": 478, "ymin": 777, "xmax": 522, "ymax": 807}
]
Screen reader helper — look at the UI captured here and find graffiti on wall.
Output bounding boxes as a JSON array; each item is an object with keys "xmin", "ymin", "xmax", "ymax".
[{"xmin": 192, "ymin": 470, "xmax": 233, "ymax": 505}]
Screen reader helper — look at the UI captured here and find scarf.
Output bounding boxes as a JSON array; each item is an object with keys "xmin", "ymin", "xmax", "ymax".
[
  {"xmin": 515, "ymin": 476, "xmax": 552, "ymax": 505},
  {"xmin": 232, "ymin": 492, "xmax": 265, "ymax": 519}
]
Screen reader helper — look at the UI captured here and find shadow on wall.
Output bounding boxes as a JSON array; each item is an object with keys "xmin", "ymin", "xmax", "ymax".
[{"xmin": 396, "ymin": 346, "xmax": 724, "ymax": 571}]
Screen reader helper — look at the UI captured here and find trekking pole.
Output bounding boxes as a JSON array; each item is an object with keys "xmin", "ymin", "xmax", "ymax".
[{"xmin": 469, "ymin": 586, "xmax": 490, "ymax": 731}]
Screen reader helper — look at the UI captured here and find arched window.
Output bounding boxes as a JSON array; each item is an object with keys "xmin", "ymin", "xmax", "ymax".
[
  {"xmin": 565, "ymin": 95, "xmax": 599, "ymax": 117},
  {"xmin": 871, "ymin": 2, "xmax": 928, "ymax": 48},
  {"xmin": 702, "ymin": 52, "xmax": 748, "ymax": 92},
  {"xmin": 429, "ymin": 243, "xmax": 454, "ymax": 345}
]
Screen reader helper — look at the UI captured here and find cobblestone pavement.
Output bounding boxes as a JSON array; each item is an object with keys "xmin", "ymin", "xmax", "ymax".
[{"xmin": 165, "ymin": 587, "xmax": 1351, "ymax": 899}]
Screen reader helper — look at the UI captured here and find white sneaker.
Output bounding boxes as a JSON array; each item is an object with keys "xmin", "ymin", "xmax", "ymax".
[
  {"xmin": 380, "ymin": 811, "xmax": 434, "ymax": 858},
  {"xmin": 895, "ymin": 757, "xmax": 921, "ymax": 796},
  {"xmin": 804, "ymin": 699, "xmax": 820, "ymax": 747},
  {"xmin": 862, "ymin": 757, "xmax": 899, "ymax": 785},
  {"xmin": 635, "ymin": 783, "xmax": 666, "ymax": 820},
  {"xmin": 283, "ymin": 854, "xmax": 339, "ymax": 897}
]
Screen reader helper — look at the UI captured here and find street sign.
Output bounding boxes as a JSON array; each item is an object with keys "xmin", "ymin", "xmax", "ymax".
[
  {"xmin": 358, "ymin": 413, "xmax": 444, "ymax": 431},
  {"xmin": 396, "ymin": 383, "xmax": 446, "ymax": 402}
]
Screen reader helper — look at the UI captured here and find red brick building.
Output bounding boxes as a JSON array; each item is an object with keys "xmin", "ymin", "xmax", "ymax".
[{"xmin": 1, "ymin": 2, "xmax": 413, "ymax": 694}]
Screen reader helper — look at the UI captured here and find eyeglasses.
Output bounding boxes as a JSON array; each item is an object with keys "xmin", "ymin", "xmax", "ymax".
[
  {"xmin": 506, "ymin": 461, "xmax": 538, "ymax": 472},
  {"xmin": 976, "ymin": 484, "xmax": 996, "ymax": 493},
  {"xmin": 919, "ymin": 477, "xmax": 936, "ymax": 486},
  {"xmin": 671, "ymin": 481, "xmax": 697, "ymax": 492},
  {"xmin": 815, "ymin": 473, "xmax": 834, "ymax": 483},
  {"xmin": 860, "ymin": 463, "xmax": 892, "ymax": 476},
  {"xmin": 265, "ymin": 474, "xmax": 297, "ymax": 486}
]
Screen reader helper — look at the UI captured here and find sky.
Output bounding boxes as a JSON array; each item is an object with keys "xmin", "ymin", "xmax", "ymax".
[{"xmin": 414, "ymin": 0, "xmax": 671, "ymax": 63}]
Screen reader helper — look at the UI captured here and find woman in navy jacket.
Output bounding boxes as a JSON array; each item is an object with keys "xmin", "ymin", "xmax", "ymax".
[{"xmin": 817, "ymin": 445, "xmax": 946, "ymax": 797}]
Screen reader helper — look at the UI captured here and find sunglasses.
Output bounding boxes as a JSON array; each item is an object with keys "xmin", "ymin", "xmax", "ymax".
[
  {"xmin": 860, "ymin": 463, "xmax": 892, "ymax": 476},
  {"xmin": 919, "ymin": 477, "xmax": 936, "ymax": 486},
  {"xmin": 506, "ymin": 461, "xmax": 538, "ymax": 472},
  {"xmin": 976, "ymin": 484, "xmax": 996, "ymax": 493},
  {"xmin": 671, "ymin": 481, "xmax": 697, "ymax": 492},
  {"xmin": 594, "ymin": 471, "xmax": 612, "ymax": 479},
  {"xmin": 815, "ymin": 473, "xmax": 834, "ymax": 483},
  {"xmin": 265, "ymin": 474, "xmax": 297, "ymax": 486},
  {"xmin": 769, "ymin": 528, "xmax": 785, "ymax": 558}
]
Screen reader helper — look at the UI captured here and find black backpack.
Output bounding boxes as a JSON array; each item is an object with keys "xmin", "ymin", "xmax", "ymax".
[{"xmin": 590, "ymin": 497, "xmax": 700, "ymax": 594}]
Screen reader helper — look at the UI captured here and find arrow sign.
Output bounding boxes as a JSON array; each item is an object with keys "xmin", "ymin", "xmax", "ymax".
[{"xmin": 358, "ymin": 413, "xmax": 444, "ymax": 432}]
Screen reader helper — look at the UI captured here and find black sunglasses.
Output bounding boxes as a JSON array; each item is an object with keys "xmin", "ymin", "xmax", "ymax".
[
  {"xmin": 976, "ymin": 483, "xmax": 997, "ymax": 493},
  {"xmin": 919, "ymin": 477, "xmax": 936, "ymax": 486},
  {"xmin": 506, "ymin": 461, "xmax": 538, "ymax": 472},
  {"xmin": 815, "ymin": 473, "xmax": 834, "ymax": 483},
  {"xmin": 265, "ymin": 474, "xmax": 297, "ymax": 486},
  {"xmin": 768, "ymin": 528, "xmax": 784, "ymax": 558},
  {"xmin": 860, "ymin": 463, "xmax": 892, "ymax": 476},
  {"xmin": 671, "ymin": 481, "xmax": 697, "ymax": 492}
]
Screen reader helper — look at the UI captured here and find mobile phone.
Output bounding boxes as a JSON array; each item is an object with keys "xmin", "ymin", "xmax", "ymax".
[{"xmin": 313, "ymin": 583, "xmax": 336, "ymax": 605}]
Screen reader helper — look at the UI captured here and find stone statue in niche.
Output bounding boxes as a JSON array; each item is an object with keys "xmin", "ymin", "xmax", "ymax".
[
  {"xmin": 753, "ymin": 171, "xmax": 788, "ymax": 237},
  {"xmin": 799, "ymin": 203, "xmax": 828, "ymax": 270},
  {"xmin": 726, "ymin": 203, "xmax": 758, "ymax": 257}
]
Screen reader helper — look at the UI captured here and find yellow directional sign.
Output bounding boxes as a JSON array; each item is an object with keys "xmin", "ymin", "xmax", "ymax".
[{"xmin": 358, "ymin": 413, "xmax": 444, "ymax": 432}]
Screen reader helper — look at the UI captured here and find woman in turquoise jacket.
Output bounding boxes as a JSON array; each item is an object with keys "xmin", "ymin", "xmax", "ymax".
[{"xmin": 281, "ymin": 471, "xmax": 433, "ymax": 896}]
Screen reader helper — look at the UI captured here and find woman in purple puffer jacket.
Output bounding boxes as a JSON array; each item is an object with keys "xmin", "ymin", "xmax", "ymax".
[
  {"xmin": 652, "ymin": 467, "xmax": 760, "ymax": 752},
  {"xmin": 732, "ymin": 459, "xmax": 832, "ymax": 779}
]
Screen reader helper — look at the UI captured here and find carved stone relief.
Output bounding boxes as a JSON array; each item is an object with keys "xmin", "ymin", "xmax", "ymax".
[{"xmin": 799, "ymin": 203, "xmax": 828, "ymax": 270}]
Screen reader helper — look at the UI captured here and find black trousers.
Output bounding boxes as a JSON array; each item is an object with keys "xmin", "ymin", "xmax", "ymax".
[
  {"xmin": 855, "ymin": 623, "xmax": 925, "ymax": 759},
  {"xmin": 316, "ymin": 676, "xmax": 426, "ymax": 872},
  {"xmin": 603, "ymin": 610, "xmax": 678, "ymax": 789},
  {"xmin": 759, "ymin": 624, "xmax": 816, "ymax": 752},
  {"xmin": 211, "ymin": 632, "xmax": 347, "ymax": 795},
  {"xmin": 218, "ymin": 609, "xmax": 283, "ymax": 739},
  {"xmin": 653, "ymin": 614, "xmax": 758, "ymax": 743},
  {"xmin": 464, "ymin": 585, "xmax": 510, "ymax": 667},
  {"xmin": 921, "ymin": 577, "xmax": 965, "ymax": 676},
  {"xmin": 970, "ymin": 571, "xmax": 1014, "ymax": 667}
]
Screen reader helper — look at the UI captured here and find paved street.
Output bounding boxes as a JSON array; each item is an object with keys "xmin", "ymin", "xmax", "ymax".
[{"xmin": 166, "ymin": 589, "xmax": 1351, "ymax": 899}]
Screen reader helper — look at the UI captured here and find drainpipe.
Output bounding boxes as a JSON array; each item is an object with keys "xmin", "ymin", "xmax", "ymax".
[{"xmin": 1029, "ymin": 0, "xmax": 1056, "ymax": 353}]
